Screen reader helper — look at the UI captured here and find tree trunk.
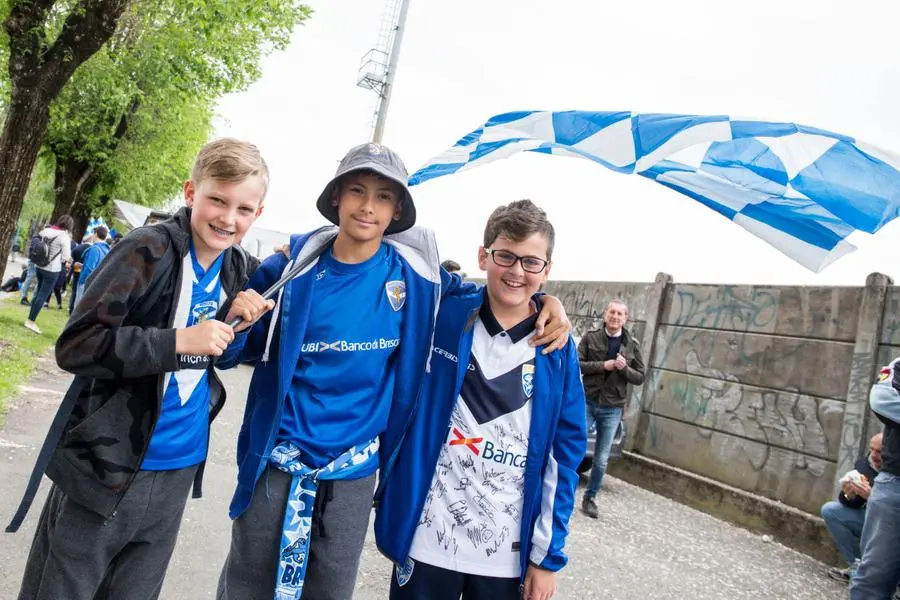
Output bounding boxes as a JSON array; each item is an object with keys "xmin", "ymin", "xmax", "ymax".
[
  {"xmin": 0, "ymin": 0, "xmax": 134, "ymax": 270},
  {"xmin": 51, "ymin": 157, "xmax": 95, "ymax": 223},
  {"xmin": 49, "ymin": 94, "xmax": 137, "ymax": 238},
  {"xmin": 0, "ymin": 89, "xmax": 54, "ymax": 269},
  {"xmin": 72, "ymin": 203, "xmax": 91, "ymax": 242}
]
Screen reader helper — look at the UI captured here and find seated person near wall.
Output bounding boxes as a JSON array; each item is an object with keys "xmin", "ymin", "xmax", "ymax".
[{"xmin": 821, "ymin": 432, "xmax": 883, "ymax": 584}]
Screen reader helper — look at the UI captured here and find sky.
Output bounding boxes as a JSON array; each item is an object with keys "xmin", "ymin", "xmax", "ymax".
[{"xmin": 215, "ymin": 0, "xmax": 900, "ymax": 286}]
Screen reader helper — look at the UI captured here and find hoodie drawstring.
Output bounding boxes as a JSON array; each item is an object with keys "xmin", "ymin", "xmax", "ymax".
[{"xmin": 261, "ymin": 259, "xmax": 293, "ymax": 363}]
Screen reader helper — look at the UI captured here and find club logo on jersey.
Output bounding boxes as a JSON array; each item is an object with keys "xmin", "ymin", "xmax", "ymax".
[
  {"xmin": 385, "ymin": 280, "xmax": 406, "ymax": 311},
  {"xmin": 449, "ymin": 427, "xmax": 483, "ymax": 455},
  {"xmin": 192, "ymin": 300, "xmax": 218, "ymax": 323},
  {"xmin": 878, "ymin": 367, "xmax": 891, "ymax": 383},
  {"xmin": 522, "ymin": 364, "xmax": 534, "ymax": 398},
  {"xmin": 395, "ymin": 557, "xmax": 415, "ymax": 587}
]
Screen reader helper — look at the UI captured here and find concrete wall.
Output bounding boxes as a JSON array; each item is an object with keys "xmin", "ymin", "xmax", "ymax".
[{"xmin": 549, "ymin": 273, "xmax": 894, "ymax": 516}]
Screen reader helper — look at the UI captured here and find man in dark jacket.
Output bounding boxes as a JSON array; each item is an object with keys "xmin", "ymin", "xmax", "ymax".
[
  {"xmin": 821, "ymin": 433, "xmax": 882, "ymax": 583},
  {"xmin": 577, "ymin": 299, "xmax": 645, "ymax": 518}
]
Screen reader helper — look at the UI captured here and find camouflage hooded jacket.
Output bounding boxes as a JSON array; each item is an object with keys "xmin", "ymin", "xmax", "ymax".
[{"xmin": 47, "ymin": 207, "xmax": 259, "ymax": 518}]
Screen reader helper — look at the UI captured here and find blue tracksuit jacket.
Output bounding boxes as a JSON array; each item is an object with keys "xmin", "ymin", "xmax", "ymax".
[{"xmin": 374, "ymin": 287, "xmax": 587, "ymax": 578}]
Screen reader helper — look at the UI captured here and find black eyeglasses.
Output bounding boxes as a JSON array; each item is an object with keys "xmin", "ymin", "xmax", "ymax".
[{"xmin": 485, "ymin": 248, "xmax": 550, "ymax": 274}]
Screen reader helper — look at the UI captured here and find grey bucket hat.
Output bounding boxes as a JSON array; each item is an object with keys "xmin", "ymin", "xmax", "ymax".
[{"xmin": 316, "ymin": 143, "xmax": 416, "ymax": 235}]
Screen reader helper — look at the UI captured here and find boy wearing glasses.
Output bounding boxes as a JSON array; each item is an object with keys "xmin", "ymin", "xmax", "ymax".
[{"xmin": 375, "ymin": 200, "xmax": 586, "ymax": 600}]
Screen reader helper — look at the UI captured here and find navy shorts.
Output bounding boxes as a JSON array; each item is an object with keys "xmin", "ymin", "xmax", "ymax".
[{"xmin": 389, "ymin": 558, "xmax": 521, "ymax": 600}]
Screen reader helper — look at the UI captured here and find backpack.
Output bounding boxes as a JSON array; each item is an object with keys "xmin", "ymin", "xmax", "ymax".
[{"xmin": 28, "ymin": 234, "xmax": 60, "ymax": 268}]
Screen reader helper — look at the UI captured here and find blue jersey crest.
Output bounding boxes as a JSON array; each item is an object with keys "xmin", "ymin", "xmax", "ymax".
[
  {"xmin": 385, "ymin": 280, "xmax": 406, "ymax": 311},
  {"xmin": 522, "ymin": 363, "xmax": 534, "ymax": 398},
  {"xmin": 395, "ymin": 557, "xmax": 415, "ymax": 587},
  {"xmin": 192, "ymin": 299, "xmax": 218, "ymax": 323}
]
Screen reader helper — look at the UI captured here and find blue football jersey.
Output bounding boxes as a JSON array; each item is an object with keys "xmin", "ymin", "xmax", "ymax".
[
  {"xmin": 142, "ymin": 247, "xmax": 225, "ymax": 470},
  {"xmin": 277, "ymin": 243, "xmax": 405, "ymax": 468}
]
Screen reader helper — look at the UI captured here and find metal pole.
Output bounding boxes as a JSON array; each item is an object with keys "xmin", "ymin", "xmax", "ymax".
[{"xmin": 372, "ymin": 0, "xmax": 411, "ymax": 144}]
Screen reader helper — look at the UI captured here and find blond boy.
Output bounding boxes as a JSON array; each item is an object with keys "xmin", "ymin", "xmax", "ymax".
[{"xmin": 11, "ymin": 138, "xmax": 273, "ymax": 600}]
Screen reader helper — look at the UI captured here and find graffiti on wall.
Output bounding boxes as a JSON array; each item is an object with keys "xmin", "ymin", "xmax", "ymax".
[
  {"xmin": 665, "ymin": 350, "xmax": 834, "ymax": 477},
  {"xmin": 644, "ymin": 285, "xmax": 842, "ymax": 483},
  {"xmin": 669, "ymin": 286, "xmax": 780, "ymax": 334}
]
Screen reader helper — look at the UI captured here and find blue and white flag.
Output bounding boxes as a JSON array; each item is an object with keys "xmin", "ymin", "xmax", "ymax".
[
  {"xmin": 84, "ymin": 217, "xmax": 108, "ymax": 238},
  {"xmin": 409, "ymin": 111, "xmax": 900, "ymax": 272}
]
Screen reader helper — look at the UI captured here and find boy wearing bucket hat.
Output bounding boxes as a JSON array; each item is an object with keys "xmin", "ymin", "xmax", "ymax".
[{"xmin": 215, "ymin": 143, "xmax": 572, "ymax": 600}]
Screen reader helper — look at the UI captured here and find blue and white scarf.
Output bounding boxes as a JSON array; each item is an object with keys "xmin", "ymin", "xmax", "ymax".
[{"xmin": 269, "ymin": 439, "xmax": 379, "ymax": 600}]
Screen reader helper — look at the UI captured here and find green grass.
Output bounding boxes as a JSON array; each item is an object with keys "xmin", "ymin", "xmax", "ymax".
[{"xmin": 0, "ymin": 294, "xmax": 69, "ymax": 424}]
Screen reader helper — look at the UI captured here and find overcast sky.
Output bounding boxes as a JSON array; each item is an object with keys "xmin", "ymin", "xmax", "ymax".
[{"xmin": 215, "ymin": 0, "xmax": 900, "ymax": 286}]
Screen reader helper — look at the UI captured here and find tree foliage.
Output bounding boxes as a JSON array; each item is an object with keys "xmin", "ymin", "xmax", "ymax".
[
  {"xmin": 0, "ymin": 0, "xmax": 134, "ymax": 269},
  {"xmin": 45, "ymin": 0, "xmax": 312, "ymax": 234}
]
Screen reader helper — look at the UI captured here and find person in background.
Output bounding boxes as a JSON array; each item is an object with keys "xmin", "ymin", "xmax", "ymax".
[
  {"xmin": 440, "ymin": 259, "xmax": 460, "ymax": 273},
  {"xmin": 578, "ymin": 299, "xmax": 645, "ymax": 519},
  {"xmin": 19, "ymin": 235, "xmax": 39, "ymax": 306},
  {"xmin": 440, "ymin": 259, "xmax": 466, "ymax": 279},
  {"xmin": 821, "ymin": 432, "xmax": 883, "ymax": 584},
  {"xmin": 75, "ymin": 226, "xmax": 111, "ymax": 303},
  {"xmin": 851, "ymin": 360, "xmax": 900, "ymax": 599},
  {"xmin": 24, "ymin": 215, "xmax": 73, "ymax": 335},
  {"xmin": 48, "ymin": 267, "xmax": 67, "ymax": 310},
  {"xmin": 68, "ymin": 233, "xmax": 95, "ymax": 313}
]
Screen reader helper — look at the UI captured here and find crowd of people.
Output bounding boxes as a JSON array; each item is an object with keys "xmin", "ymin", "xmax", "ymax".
[
  {"xmin": 4, "ymin": 219, "xmax": 117, "ymax": 334},
  {"xmin": 3, "ymin": 137, "xmax": 898, "ymax": 600}
]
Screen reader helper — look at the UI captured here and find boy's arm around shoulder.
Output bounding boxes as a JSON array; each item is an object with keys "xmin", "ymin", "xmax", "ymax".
[
  {"xmin": 217, "ymin": 250, "xmax": 287, "ymax": 368},
  {"xmin": 56, "ymin": 230, "xmax": 177, "ymax": 379},
  {"xmin": 440, "ymin": 267, "xmax": 480, "ymax": 299},
  {"xmin": 530, "ymin": 338, "xmax": 588, "ymax": 571}
]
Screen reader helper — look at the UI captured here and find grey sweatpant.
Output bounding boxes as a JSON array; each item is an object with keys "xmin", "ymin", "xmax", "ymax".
[
  {"xmin": 217, "ymin": 466, "xmax": 376, "ymax": 600},
  {"xmin": 17, "ymin": 466, "xmax": 198, "ymax": 600}
]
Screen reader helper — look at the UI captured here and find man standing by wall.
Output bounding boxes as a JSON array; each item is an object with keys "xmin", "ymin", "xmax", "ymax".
[{"xmin": 578, "ymin": 299, "xmax": 645, "ymax": 519}]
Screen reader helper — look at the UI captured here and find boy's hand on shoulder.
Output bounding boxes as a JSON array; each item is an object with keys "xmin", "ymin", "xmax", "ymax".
[
  {"xmin": 226, "ymin": 290, "xmax": 275, "ymax": 333},
  {"xmin": 531, "ymin": 295, "xmax": 571, "ymax": 354},
  {"xmin": 176, "ymin": 320, "xmax": 235, "ymax": 357},
  {"xmin": 523, "ymin": 564, "xmax": 557, "ymax": 600}
]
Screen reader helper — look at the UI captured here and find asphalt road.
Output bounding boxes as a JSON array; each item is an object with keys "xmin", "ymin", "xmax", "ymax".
[{"xmin": 0, "ymin": 355, "xmax": 849, "ymax": 599}]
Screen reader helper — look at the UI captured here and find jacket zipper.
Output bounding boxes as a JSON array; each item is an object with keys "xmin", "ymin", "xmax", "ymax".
[
  {"xmin": 386, "ymin": 303, "xmax": 477, "ymax": 559},
  {"xmin": 374, "ymin": 285, "xmax": 449, "ymax": 503},
  {"xmin": 106, "ymin": 247, "xmax": 237, "ymax": 520}
]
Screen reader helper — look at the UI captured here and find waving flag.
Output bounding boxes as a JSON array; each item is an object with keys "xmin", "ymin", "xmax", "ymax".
[
  {"xmin": 85, "ymin": 217, "xmax": 108, "ymax": 237},
  {"xmin": 409, "ymin": 111, "xmax": 900, "ymax": 272}
]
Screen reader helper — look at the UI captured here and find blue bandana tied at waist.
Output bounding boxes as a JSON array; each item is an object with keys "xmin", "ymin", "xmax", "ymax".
[{"xmin": 269, "ymin": 438, "xmax": 380, "ymax": 600}]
